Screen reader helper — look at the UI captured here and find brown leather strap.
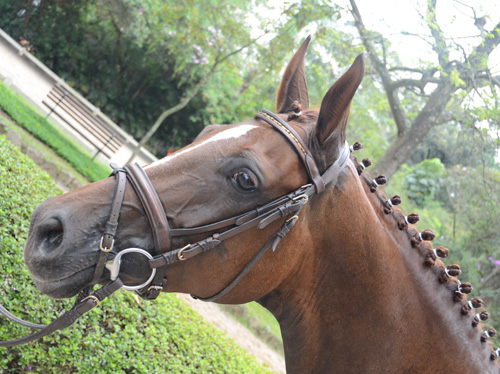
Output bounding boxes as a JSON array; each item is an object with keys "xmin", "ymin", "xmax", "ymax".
[
  {"xmin": 124, "ymin": 163, "xmax": 170, "ymax": 299},
  {"xmin": 194, "ymin": 228, "xmax": 286, "ymax": 302},
  {"xmin": 90, "ymin": 166, "xmax": 127, "ymax": 286},
  {"xmin": 0, "ymin": 304, "xmax": 45, "ymax": 329},
  {"xmin": 125, "ymin": 163, "xmax": 171, "ymax": 253},
  {"xmin": 149, "ymin": 187, "xmax": 309, "ymax": 269},
  {"xmin": 168, "ymin": 188, "xmax": 306, "ymax": 237},
  {"xmin": 255, "ymin": 109, "xmax": 325, "ymax": 193},
  {"xmin": 0, "ymin": 279, "xmax": 123, "ymax": 347}
]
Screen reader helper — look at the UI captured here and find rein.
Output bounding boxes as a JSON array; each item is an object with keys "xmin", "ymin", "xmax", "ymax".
[{"xmin": 0, "ymin": 109, "xmax": 351, "ymax": 347}]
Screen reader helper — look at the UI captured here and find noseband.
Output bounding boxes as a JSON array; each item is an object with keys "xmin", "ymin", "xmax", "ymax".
[{"xmin": 0, "ymin": 109, "xmax": 351, "ymax": 347}]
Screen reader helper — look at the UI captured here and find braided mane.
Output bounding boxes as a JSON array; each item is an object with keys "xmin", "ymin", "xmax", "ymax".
[
  {"xmin": 284, "ymin": 105, "xmax": 499, "ymax": 364},
  {"xmin": 351, "ymin": 148, "xmax": 500, "ymax": 361}
]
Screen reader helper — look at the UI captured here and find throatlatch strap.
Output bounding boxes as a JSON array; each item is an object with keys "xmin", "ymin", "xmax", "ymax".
[{"xmin": 194, "ymin": 212, "xmax": 300, "ymax": 302}]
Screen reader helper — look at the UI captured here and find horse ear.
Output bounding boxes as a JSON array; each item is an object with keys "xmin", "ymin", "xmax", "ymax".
[
  {"xmin": 314, "ymin": 54, "xmax": 364, "ymax": 156},
  {"xmin": 276, "ymin": 36, "xmax": 311, "ymax": 114}
]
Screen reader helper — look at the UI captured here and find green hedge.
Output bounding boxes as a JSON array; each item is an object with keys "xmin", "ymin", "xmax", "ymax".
[
  {"xmin": 0, "ymin": 81, "xmax": 109, "ymax": 182},
  {"xmin": 0, "ymin": 136, "xmax": 273, "ymax": 373}
]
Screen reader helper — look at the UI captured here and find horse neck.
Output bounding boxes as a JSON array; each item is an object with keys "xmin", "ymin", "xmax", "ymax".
[{"xmin": 259, "ymin": 164, "xmax": 496, "ymax": 374}]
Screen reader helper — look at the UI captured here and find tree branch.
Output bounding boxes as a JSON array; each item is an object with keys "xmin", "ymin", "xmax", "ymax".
[
  {"xmin": 426, "ymin": 0, "xmax": 449, "ymax": 67},
  {"xmin": 125, "ymin": 32, "xmax": 269, "ymax": 164},
  {"xmin": 349, "ymin": 0, "xmax": 410, "ymax": 135},
  {"xmin": 389, "ymin": 76, "xmax": 440, "ymax": 91},
  {"xmin": 468, "ymin": 21, "xmax": 500, "ymax": 69},
  {"xmin": 473, "ymin": 73, "xmax": 500, "ymax": 90},
  {"xmin": 215, "ymin": 32, "xmax": 268, "ymax": 65},
  {"xmin": 388, "ymin": 66, "xmax": 425, "ymax": 74}
]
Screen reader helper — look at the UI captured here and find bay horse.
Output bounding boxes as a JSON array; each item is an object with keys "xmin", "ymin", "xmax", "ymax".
[{"xmin": 1, "ymin": 37, "xmax": 499, "ymax": 373}]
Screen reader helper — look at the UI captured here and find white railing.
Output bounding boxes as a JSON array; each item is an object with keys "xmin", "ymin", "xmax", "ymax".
[{"xmin": 0, "ymin": 28, "xmax": 157, "ymax": 166}]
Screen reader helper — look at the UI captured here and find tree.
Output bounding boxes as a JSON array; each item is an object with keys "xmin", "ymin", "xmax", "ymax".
[
  {"xmin": 1, "ymin": 0, "xmax": 343, "ymax": 159},
  {"xmin": 349, "ymin": 0, "xmax": 500, "ymax": 179}
]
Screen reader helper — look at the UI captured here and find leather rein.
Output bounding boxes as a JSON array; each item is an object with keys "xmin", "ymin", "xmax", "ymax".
[{"xmin": 0, "ymin": 109, "xmax": 351, "ymax": 347}]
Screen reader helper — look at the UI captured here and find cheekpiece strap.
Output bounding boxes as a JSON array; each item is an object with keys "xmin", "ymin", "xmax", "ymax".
[{"xmin": 90, "ymin": 165, "xmax": 128, "ymax": 286}]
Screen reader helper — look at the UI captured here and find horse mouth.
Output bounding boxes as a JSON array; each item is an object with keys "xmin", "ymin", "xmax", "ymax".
[{"xmin": 32, "ymin": 266, "xmax": 95, "ymax": 299}]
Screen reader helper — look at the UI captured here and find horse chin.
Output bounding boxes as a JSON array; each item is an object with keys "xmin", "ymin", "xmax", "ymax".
[{"xmin": 32, "ymin": 267, "xmax": 95, "ymax": 299}]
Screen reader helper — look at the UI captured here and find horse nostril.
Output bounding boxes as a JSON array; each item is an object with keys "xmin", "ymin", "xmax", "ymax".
[{"xmin": 39, "ymin": 217, "xmax": 64, "ymax": 250}]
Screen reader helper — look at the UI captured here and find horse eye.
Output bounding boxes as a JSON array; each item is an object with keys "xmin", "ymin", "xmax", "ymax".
[{"xmin": 232, "ymin": 171, "xmax": 257, "ymax": 192}]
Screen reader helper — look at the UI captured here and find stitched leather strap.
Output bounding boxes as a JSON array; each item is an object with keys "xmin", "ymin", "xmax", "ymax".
[
  {"xmin": 124, "ymin": 163, "xmax": 170, "ymax": 299},
  {"xmin": 255, "ymin": 109, "xmax": 325, "ymax": 193},
  {"xmin": 0, "ymin": 279, "xmax": 123, "ymax": 347},
  {"xmin": 125, "ymin": 163, "xmax": 171, "ymax": 253},
  {"xmin": 149, "ymin": 188, "xmax": 309, "ymax": 269},
  {"xmin": 90, "ymin": 166, "xmax": 127, "ymax": 286}
]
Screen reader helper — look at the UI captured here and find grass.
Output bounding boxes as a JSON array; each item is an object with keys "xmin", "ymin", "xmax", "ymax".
[
  {"xmin": 246, "ymin": 302, "xmax": 282, "ymax": 341},
  {"xmin": 0, "ymin": 80, "xmax": 109, "ymax": 182},
  {"xmin": 0, "ymin": 110, "xmax": 88, "ymax": 187},
  {"xmin": 221, "ymin": 302, "xmax": 283, "ymax": 356},
  {"xmin": 0, "ymin": 136, "xmax": 274, "ymax": 373}
]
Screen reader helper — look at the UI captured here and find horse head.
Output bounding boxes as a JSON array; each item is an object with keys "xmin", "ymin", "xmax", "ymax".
[{"xmin": 24, "ymin": 37, "xmax": 362, "ymax": 302}]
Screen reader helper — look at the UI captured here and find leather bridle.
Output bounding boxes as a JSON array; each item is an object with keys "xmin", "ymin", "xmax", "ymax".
[{"xmin": 0, "ymin": 109, "xmax": 351, "ymax": 347}]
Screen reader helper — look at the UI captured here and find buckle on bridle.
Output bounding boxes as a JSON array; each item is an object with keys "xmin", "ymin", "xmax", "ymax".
[
  {"xmin": 147, "ymin": 285, "xmax": 164, "ymax": 292},
  {"xmin": 292, "ymin": 194, "xmax": 309, "ymax": 204},
  {"xmin": 100, "ymin": 237, "xmax": 114, "ymax": 252},
  {"xmin": 80, "ymin": 295, "xmax": 99, "ymax": 307},
  {"xmin": 177, "ymin": 244, "xmax": 192, "ymax": 261}
]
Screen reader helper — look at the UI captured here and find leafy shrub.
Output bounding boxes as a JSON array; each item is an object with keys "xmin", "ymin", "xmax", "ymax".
[
  {"xmin": 403, "ymin": 158, "xmax": 446, "ymax": 207},
  {"xmin": 0, "ymin": 81, "xmax": 109, "ymax": 182},
  {"xmin": 0, "ymin": 136, "xmax": 273, "ymax": 373}
]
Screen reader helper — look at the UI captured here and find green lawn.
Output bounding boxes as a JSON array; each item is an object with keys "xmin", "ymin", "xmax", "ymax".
[{"xmin": 0, "ymin": 81, "xmax": 109, "ymax": 182}]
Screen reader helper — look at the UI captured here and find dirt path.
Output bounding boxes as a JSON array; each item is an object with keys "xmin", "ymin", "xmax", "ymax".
[{"xmin": 178, "ymin": 294, "xmax": 286, "ymax": 374}]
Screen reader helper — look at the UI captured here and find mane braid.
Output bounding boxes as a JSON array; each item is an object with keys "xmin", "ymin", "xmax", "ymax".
[{"xmin": 350, "ymin": 150, "xmax": 499, "ymax": 363}]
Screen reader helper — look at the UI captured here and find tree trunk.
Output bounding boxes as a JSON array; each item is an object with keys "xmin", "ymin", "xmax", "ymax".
[{"xmin": 372, "ymin": 83, "xmax": 456, "ymax": 178}]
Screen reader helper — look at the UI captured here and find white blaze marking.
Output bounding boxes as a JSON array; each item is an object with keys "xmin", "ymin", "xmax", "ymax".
[{"xmin": 147, "ymin": 124, "xmax": 258, "ymax": 168}]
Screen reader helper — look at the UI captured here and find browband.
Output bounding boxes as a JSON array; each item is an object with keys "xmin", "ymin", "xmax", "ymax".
[{"xmin": 255, "ymin": 109, "xmax": 325, "ymax": 193}]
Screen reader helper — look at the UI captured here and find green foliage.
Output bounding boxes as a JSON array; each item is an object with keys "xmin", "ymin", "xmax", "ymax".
[
  {"xmin": 245, "ymin": 302, "xmax": 282, "ymax": 343},
  {"xmin": 0, "ymin": 81, "xmax": 109, "ymax": 182},
  {"xmin": 221, "ymin": 302, "xmax": 283, "ymax": 355},
  {"xmin": 0, "ymin": 136, "xmax": 273, "ymax": 373},
  {"xmin": 403, "ymin": 158, "xmax": 446, "ymax": 207},
  {"xmin": 409, "ymin": 122, "xmax": 498, "ymax": 169},
  {"xmin": 386, "ymin": 161, "xmax": 500, "ymax": 333},
  {"xmin": 0, "ymin": 0, "xmax": 266, "ymax": 153},
  {"xmin": 0, "ymin": 0, "xmax": 347, "ymax": 154}
]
